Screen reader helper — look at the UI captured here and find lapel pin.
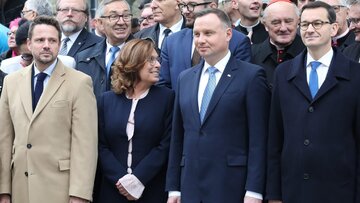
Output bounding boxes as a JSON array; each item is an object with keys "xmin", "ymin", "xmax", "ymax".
[
  {"xmin": 227, "ymin": 74, "xmax": 231, "ymax": 77},
  {"xmin": 78, "ymin": 42, "xmax": 82, "ymax": 45}
]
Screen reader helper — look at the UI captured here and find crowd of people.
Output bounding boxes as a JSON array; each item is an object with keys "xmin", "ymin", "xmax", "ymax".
[{"xmin": 0, "ymin": 0, "xmax": 360, "ymax": 202}]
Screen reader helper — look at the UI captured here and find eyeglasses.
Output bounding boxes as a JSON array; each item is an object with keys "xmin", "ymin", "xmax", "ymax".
[
  {"xmin": 57, "ymin": 8, "xmax": 87, "ymax": 15},
  {"xmin": 101, "ymin": 13, "xmax": 133, "ymax": 23},
  {"xmin": 20, "ymin": 10, "xmax": 33, "ymax": 17},
  {"xmin": 21, "ymin": 54, "xmax": 33, "ymax": 62},
  {"xmin": 7, "ymin": 31, "xmax": 16, "ymax": 36},
  {"xmin": 331, "ymin": 5, "xmax": 346, "ymax": 13},
  {"xmin": 178, "ymin": 2, "xmax": 212, "ymax": 12},
  {"xmin": 299, "ymin": 20, "xmax": 330, "ymax": 31},
  {"xmin": 139, "ymin": 15, "xmax": 154, "ymax": 23},
  {"xmin": 348, "ymin": 17, "xmax": 360, "ymax": 25},
  {"xmin": 220, "ymin": 0, "xmax": 232, "ymax": 6},
  {"xmin": 147, "ymin": 56, "xmax": 161, "ymax": 65}
]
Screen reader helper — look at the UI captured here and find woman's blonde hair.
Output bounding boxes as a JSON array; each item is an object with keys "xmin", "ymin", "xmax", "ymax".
[{"xmin": 111, "ymin": 38, "xmax": 155, "ymax": 94}]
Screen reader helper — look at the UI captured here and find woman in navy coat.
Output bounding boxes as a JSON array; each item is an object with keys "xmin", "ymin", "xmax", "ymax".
[{"xmin": 98, "ymin": 39, "xmax": 174, "ymax": 203}]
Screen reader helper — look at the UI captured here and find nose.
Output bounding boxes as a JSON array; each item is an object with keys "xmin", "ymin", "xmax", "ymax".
[{"xmin": 150, "ymin": 0, "xmax": 158, "ymax": 9}]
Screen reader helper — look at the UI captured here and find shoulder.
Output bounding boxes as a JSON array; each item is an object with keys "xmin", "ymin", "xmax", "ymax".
[
  {"xmin": 231, "ymin": 28, "xmax": 247, "ymax": 40},
  {"xmin": 135, "ymin": 24, "xmax": 157, "ymax": 38},
  {"xmin": 150, "ymin": 85, "xmax": 174, "ymax": 97},
  {"xmin": 76, "ymin": 39, "xmax": 105, "ymax": 61},
  {"xmin": 85, "ymin": 30, "xmax": 103, "ymax": 43}
]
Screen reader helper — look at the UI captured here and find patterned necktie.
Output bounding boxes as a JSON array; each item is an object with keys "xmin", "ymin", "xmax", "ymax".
[
  {"xmin": 200, "ymin": 66, "xmax": 217, "ymax": 123},
  {"xmin": 33, "ymin": 72, "xmax": 47, "ymax": 110},
  {"xmin": 309, "ymin": 61, "xmax": 321, "ymax": 98},
  {"xmin": 59, "ymin": 37, "xmax": 70, "ymax": 55},
  {"xmin": 161, "ymin": 28, "xmax": 171, "ymax": 48},
  {"xmin": 106, "ymin": 46, "xmax": 120, "ymax": 77}
]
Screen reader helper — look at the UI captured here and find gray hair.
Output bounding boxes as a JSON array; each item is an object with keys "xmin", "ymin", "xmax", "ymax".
[
  {"xmin": 97, "ymin": 0, "xmax": 131, "ymax": 17},
  {"xmin": 25, "ymin": 0, "xmax": 54, "ymax": 16},
  {"xmin": 263, "ymin": 2, "xmax": 300, "ymax": 19},
  {"xmin": 316, "ymin": 0, "xmax": 349, "ymax": 8},
  {"xmin": 348, "ymin": 0, "xmax": 360, "ymax": 6}
]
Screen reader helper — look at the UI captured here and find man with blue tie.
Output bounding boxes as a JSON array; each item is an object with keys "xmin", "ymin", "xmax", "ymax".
[
  {"xmin": 267, "ymin": 2, "xmax": 360, "ymax": 203},
  {"xmin": 166, "ymin": 8, "xmax": 270, "ymax": 203}
]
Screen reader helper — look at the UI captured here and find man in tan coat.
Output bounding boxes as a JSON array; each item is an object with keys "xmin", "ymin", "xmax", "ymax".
[{"xmin": 0, "ymin": 16, "xmax": 98, "ymax": 203}]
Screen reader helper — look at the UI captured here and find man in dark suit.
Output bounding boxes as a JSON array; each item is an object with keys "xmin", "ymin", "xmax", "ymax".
[
  {"xmin": 320, "ymin": 0, "xmax": 355, "ymax": 51},
  {"xmin": 0, "ymin": 69, "xmax": 5, "ymax": 96},
  {"xmin": 251, "ymin": 0, "xmax": 305, "ymax": 85},
  {"xmin": 344, "ymin": 0, "xmax": 360, "ymax": 62},
  {"xmin": 75, "ymin": 0, "xmax": 133, "ymax": 99},
  {"xmin": 166, "ymin": 8, "xmax": 270, "ymax": 203},
  {"xmin": 56, "ymin": 0, "xmax": 102, "ymax": 57},
  {"xmin": 235, "ymin": 0, "xmax": 268, "ymax": 44},
  {"xmin": 267, "ymin": 2, "xmax": 360, "ymax": 203},
  {"xmin": 134, "ymin": 0, "xmax": 185, "ymax": 50},
  {"xmin": 159, "ymin": 0, "xmax": 252, "ymax": 89}
]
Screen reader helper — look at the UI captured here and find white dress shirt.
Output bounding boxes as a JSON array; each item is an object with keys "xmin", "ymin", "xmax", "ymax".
[
  {"xmin": 105, "ymin": 41, "xmax": 125, "ymax": 67},
  {"xmin": 33, "ymin": 59, "xmax": 57, "ymax": 90},
  {"xmin": 158, "ymin": 18, "xmax": 184, "ymax": 48},
  {"xmin": 60, "ymin": 30, "xmax": 82, "ymax": 54},
  {"xmin": 306, "ymin": 49, "xmax": 333, "ymax": 89}
]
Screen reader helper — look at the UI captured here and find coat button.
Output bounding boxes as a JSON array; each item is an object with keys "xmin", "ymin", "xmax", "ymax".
[
  {"xmin": 304, "ymin": 139, "xmax": 310, "ymax": 146},
  {"xmin": 308, "ymin": 106, "xmax": 314, "ymax": 112},
  {"xmin": 25, "ymin": 172, "xmax": 28, "ymax": 177},
  {"xmin": 27, "ymin": 144, "xmax": 32, "ymax": 149},
  {"xmin": 303, "ymin": 173, "xmax": 309, "ymax": 180}
]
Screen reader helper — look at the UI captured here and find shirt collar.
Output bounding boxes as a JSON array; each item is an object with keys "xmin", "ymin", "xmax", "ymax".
[
  {"xmin": 202, "ymin": 50, "xmax": 231, "ymax": 75},
  {"xmin": 159, "ymin": 17, "xmax": 184, "ymax": 35},
  {"xmin": 105, "ymin": 40, "xmax": 124, "ymax": 55},
  {"xmin": 306, "ymin": 48, "xmax": 333, "ymax": 67},
  {"xmin": 333, "ymin": 28, "xmax": 349, "ymax": 41},
  {"xmin": 34, "ymin": 58, "xmax": 58, "ymax": 76},
  {"xmin": 61, "ymin": 29, "xmax": 82, "ymax": 43}
]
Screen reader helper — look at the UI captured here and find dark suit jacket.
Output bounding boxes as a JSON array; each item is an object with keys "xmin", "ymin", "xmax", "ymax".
[
  {"xmin": 66, "ymin": 28, "xmax": 103, "ymax": 58},
  {"xmin": 98, "ymin": 86, "xmax": 174, "ymax": 203},
  {"xmin": 336, "ymin": 30, "xmax": 356, "ymax": 52},
  {"xmin": 166, "ymin": 56, "xmax": 270, "ymax": 203},
  {"xmin": 251, "ymin": 35, "xmax": 305, "ymax": 85},
  {"xmin": 159, "ymin": 28, "xmax": 252, "ymax": 89},
  {"xmin": 0, "ymin": 69, "xmax": 5, "ymax": 96},
  {"xmin": 235, "ymin": 22, "xmax": 268, "ymax": 44},
  {"xmin": 267, "ymin": 49, "xmax": 360, "ymax": 203},
  {"xmin": 75, "ymin": 35, "xmax": 134, "ymax": 100},
  {"xmin": 343, "ymin": 42, "xmax": 360, "ymax": 62}
]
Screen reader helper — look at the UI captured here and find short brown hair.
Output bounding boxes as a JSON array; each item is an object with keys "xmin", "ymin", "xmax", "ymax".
[
  {"xmin": 28, "ymin": 16, "xmax": 62, "ymax": 42},
  {"xmin": 111, "ymin": 39, "xmax": 156, "ymax": 94}
]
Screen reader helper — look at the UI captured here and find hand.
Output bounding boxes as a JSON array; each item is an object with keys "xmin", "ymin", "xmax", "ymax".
[
  {"xmin": 167, "ymin": 196, "xmax": 181, "ymax": 203},
  {"xmin": 69, "ymin": 196, "xmax": 88, "ymax": 203},
  {"xmin": 269, "ymin": 201, "xmax": 282, "ymax": 203},
  {"xmin": 0, "ymin": 194, "xmax": 10, "ymax": 203},
  {"xmin": 244, "ymin": 196, "xmax": 262, "ymax": 203},
  {"xmin": 115, "ymin": 181, "xmax": 137, "ymax": 201}
]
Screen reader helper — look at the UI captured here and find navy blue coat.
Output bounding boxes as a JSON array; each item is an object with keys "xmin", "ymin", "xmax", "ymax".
[
  {"xmin": 159, "ymin": 28, "xmax": 252, "ymax": 89},
  {"xmin": 166, "ymin": 56, "xmax": 270, "ymax": 203},
  {"xmin": 66, "ymin": 28, "xmax": 103, "ymax": 58},
  {"xmin": 98, "ymin": 86, "xmax": 174, "ymax": 203},
  {"xmin": 267, "ymin": 49, "xmax": 360, "ymax": 203}
]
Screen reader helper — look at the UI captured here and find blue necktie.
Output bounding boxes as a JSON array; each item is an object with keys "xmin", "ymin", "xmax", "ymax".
[
  {"xmin": 33, "ymin": 72, "xmax": 47, "ymax": 110},
  {"xmin": 200, "ymin": 66, "xmax": 217, "ymax": 123},
  {"xmin": 106, "ymin": 46, "xmax": 120, "ymax": 77},
  {"xmin": 309, "ymin": 61, "xmax": 321, "ymax": 98}
]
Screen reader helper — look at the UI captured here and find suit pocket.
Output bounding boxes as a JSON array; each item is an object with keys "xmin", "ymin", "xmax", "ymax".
[
  {"xmin": 51, "ymin": 100, "xmax": 69, "ymax": 108},
  {"xmin": 58, "ymin": 159, "xmax": 70, "ymax": 171},
  {"xmin": 227, "ymin": 155, "xmax": 247, "ymax": 166}
]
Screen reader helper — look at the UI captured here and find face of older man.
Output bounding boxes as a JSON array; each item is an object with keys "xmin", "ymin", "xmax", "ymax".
[
  {"xmin": 320, "ymin": 0, "xmax": 349, "ymax": 36},
  {"xmin": 263, "ymin": 2, "xmax": 299, "ymax": 48},
  {"xmin": 150, "ymin": 0, "xmax": 179, "ymax": 26},
  {"xmin": 56, "ymin": 0, "xmax": 88, "ymax": 36},
  {"xmin": 349, "ymin": 3, "xmax": 360, "ymax": 41}
]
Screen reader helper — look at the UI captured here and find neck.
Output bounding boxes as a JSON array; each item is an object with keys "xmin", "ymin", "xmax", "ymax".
[
  {"xmin": 34, "ymin": 61, "xmax": 53, "ymax": 72},
  {"xmin": 240, "ymin": 18, "xmax": 258, "ymax": 27},
  {"xmin": 161, "ymin": 14, "xmax": 182, "ymax": 29},
  {"xmin": 205, "ymin": 50, "xmax": 228, "ymax": 66},
  {"xmin": 308, "ymin": 45, "xmax": 331, "ymax": 61},
  {"xmin": 129, "ymin": 81, "xmax": 151, "ymax": 99}
]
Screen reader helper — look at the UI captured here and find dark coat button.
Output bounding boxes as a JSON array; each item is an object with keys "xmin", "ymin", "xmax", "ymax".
[
  {"xmin": 304, "ymin": 139, "xmax": 310, "ymax": 146},
  {"xmin": 25, "ymin": 172, "xmax": 28, "ymax": 176},
  {"xmin": 308, "ymin": 106, "xmax": 314, "ymax": 112},
  {"xmin": 27, "ymin": 144, "xmax": 32, "ymax": 149},
  {"xmin": 303, "ymin": 173, "xmax": 309, "ymax": 180}
]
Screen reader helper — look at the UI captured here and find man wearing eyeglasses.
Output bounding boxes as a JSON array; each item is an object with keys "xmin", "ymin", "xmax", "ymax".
[
  {"xmin": 158, "ymin": 0, "xmax": 251, "ymax": 89},
  {"xmin": 139, "ymin": 4, "xmax": 156, "ymax": 30},
  {"xmin": 134, "ymin": 0, "xmax": 186, "ymax": 50},
  {"xmin": 267, "ymin": 2, "xmax": 360, "ymax": 203},
  {"xmin": 55, "ymin": 0, "xmax": 102, "ymax": 58},
  {"xmin": 343, "ymin": 0, "xmax": 360, "ymax": 62},
  {"xmin": 319, "ymin": 0, "xmax": 356, "ymax": 51},
  {"xmin": 75, "ymin": 0, "xmax": 134, "ymax": 100},
  {"xmin": 21, "ymin": 0, "xmax": 53, "ymax": 21}
]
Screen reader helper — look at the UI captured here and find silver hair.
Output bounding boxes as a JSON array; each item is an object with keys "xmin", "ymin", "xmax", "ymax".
[
  {"xmin": 25, "ymin": 0, "xmax": 54, "ymax": 16},
  {"xmin": 97, "ymin": 0, "xmax": 131, "ymax": 17}
]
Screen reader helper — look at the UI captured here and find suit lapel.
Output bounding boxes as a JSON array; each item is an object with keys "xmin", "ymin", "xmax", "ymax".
[
  {"xmin": 184, "ymin": 29, "xmax": 193, "ymax": 68},
  {"xmin": 67, "ymin": 29, "xmax": 86, "ymax": 57},
  {"xmin": 190, "ymin": 63, "xmax": 203, "ymax": 124},
  {"xmin": 202, "ymin": 58, "xmax": 236, "ymax": 124},
  {"xmin": 32, "ymin": 60, "xmax": 66, "ymax": 121},
  {"xmin": 287, "ymin": 51, "xmax": 312, "ymax": 102},
  {"xmin": 19, "ymin": 66, "xmax": 33, "ymax": 120}
]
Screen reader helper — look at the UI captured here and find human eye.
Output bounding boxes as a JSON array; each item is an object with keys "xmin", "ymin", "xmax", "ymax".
[
  {"xmin": 285, "ymin": 19, "xmax": 294, "ymax": 24},
  {"xmin": 109, "ymin": 14, "xmax": 119, "ymax": 21},
  {"xmin": 271, "ymin": 20, "xmax": 281, "ymax": 26},
  {"xmin": 313, "ymin": 21, "xmax": 323, "ymax": 27}
]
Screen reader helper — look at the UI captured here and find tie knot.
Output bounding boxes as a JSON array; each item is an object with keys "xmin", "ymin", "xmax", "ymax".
[
  {"xmin": 310, "ymin": 61, "xmax": 321, "ymax": 70},
  {"xmin": 164, "ymin": 29, "xmax": 171, "ymax": 37},
  {"xmin": 110, "ymin": 46, "xmax": 120, "ymax": 53},
  {"xmin": 63, "ymin": 37, "xmax": 70, "ymax": 43},
  {"xmin": 36, "ymin": 72, "xmax": 47, "ymax": 82},
  {"xmin": 207, "ymin": 66, "xmax": 217, "ymax": 74}
]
